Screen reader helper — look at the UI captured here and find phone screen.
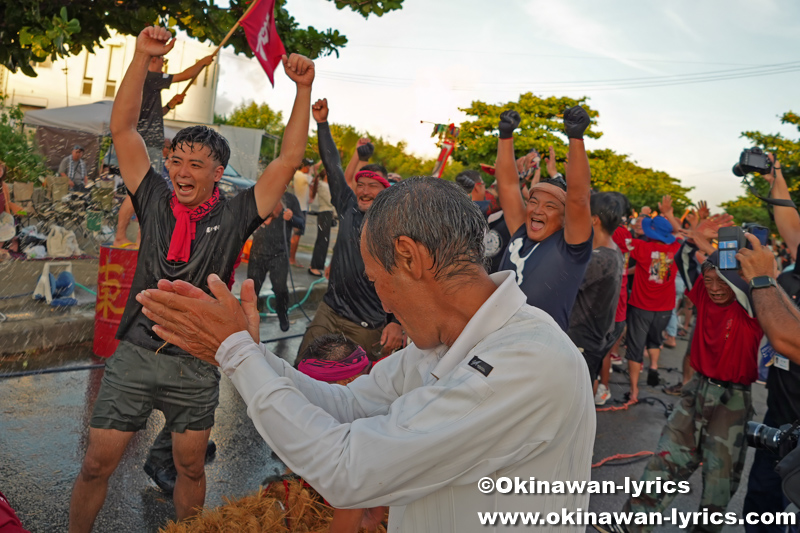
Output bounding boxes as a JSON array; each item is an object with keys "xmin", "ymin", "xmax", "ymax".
[{"xmin": 719, "ymin": 240, "xmax": 738, "ymax": 269}]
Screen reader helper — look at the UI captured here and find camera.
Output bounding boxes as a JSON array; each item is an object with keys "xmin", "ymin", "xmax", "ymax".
[
  {"xmin": 717, "ymin": 223, "xmax": 769, "ymax": 270},
  {"xmin": 746, "ymin": 421, "xmax": 800, "ymax": 456},
  {"xmin": 733, "ymin": 147, "xmax": 772, "ymax": 177}
]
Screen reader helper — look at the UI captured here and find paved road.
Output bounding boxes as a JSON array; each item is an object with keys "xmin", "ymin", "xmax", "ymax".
[{"xmin": 0, "ymin": 319, "xmax": 777, "ymax": 532}]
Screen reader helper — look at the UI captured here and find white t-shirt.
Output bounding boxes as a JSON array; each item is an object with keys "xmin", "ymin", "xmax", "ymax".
[{"xmin": 292, "ymin": 170, "xmax": 310, "ymax": 212}]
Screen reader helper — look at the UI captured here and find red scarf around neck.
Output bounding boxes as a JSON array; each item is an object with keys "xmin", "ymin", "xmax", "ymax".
[{"xmin": 167, "ymin": 187, "xmax": 220, "ymax": 262}]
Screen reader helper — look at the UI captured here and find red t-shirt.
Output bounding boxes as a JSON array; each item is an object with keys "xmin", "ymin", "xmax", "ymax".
[
  {"xmin": 612, "ymin": 227, "xmax": 634, "ymax": 322},
  {"xmin": 0, "ymin": 491, "xmax": 29, "ymax": 533},
  {"xmin": 629, "ymin": 239, "xmax": 682, "ymax": 312},
  {"xmin": 687, "ymin": 275, "xmax": 762, "ymax": 385}
]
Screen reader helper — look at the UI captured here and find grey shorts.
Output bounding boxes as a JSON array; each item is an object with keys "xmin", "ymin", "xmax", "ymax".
[{"xmin": 90, "ymin": 341, "xmax": 220, "ymax": 433}]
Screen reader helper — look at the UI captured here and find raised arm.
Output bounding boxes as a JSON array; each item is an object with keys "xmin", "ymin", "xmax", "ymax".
[
  {"xmin": 171, "ymin": 54, "xmax": 215, "ymax": 83},
  {"xmin": 658, "ymin": 195, "xmax": 682, "ymax": 233},
  {"xmin": 494, "ymin": 110, "xmax": 526, "ymax": 234},
  {"xmin": 765, "ymin": 154, "xmax": 800, "ymax": 259},
  {"xmin": 562, "ymin": 106, "xmax": 593, "ymax": 245},
  {"xmin": 313, "ymin": 99, "xmax": 349, "ymax": 210},
  {"xmin": 252, "ymin": 54, "xmax": 314, "ymax": 219},
  {"xmin": 110, "ymin": 26, "xmax": 175, "ymax": 195},
  {"xmin": 344, "ymin": 137, "xmax": 372, "ymax": 191}
]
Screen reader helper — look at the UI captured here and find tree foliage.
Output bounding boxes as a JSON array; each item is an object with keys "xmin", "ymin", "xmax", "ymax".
[
  {"xmin": 721, "ymin": 111, "xmax": 800, "ymax": 231},
  {"xmin": 455, "ymin": 93, "xmax": 691, "ymax": 209},
  {"xmin": 0, "ymin": 96, "xmax": 49, "ymax": 183},
  {"xmin": 2, "ymin": 0, "xmax": 404, "ymax": 77},
  {"xmin": 217, "ymin": 101, "xmax": 285, "ymax": 136}
]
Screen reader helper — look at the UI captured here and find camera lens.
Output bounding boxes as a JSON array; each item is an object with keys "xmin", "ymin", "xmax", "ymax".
[
  {"xmin": 732, "ymin": 163, "xmax": 745, "ymax": 177},
  {"xmin": 746, "ymin": 421, "xmax": 783, "ymax": 453}
]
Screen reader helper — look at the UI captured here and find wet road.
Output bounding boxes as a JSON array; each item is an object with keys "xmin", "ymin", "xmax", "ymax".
[{"xmin": 1, "ymin": 317, "xmax": 307, "ymax": 533}]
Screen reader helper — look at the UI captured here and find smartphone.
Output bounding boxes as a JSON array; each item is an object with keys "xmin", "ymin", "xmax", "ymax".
[
  {"xmin": 743, "ymin": 223, "xmax": 769, "ymax": 246},
  {"xmin": 718, "ymin": 226, "xmax": 746, "ymax": 270}
]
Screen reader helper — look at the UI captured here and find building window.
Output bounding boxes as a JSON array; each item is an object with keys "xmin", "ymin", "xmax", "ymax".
[
  {"xmin": 82, "ymin": 53, "xmax": 95, "ymax": 96},
  {"xmin": 104, "ymin": 46, "xmax": 122, "ymax": 97}
]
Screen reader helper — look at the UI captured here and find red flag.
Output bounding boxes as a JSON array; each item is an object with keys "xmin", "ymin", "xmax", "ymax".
[{"xmin": 240, "ymin": 0, "xmax": 286, "ymax": 86}]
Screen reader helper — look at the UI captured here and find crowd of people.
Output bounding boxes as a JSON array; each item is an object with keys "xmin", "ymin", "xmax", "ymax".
[{"xmin": 2, "ymin": 23, "xmax": 800, "ymax": 533}]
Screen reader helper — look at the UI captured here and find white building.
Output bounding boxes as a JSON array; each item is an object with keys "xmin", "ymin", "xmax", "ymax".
[{"xmin": 1, "ymin": 28, "xmax": 219, "ymax": 124}]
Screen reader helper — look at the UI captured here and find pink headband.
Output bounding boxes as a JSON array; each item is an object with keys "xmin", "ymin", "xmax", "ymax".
[
  {"xmin": 529, "ymin": 182, "xmax": 566, "ymax": 205},
  {"xmin": 355, "ymin": 170, "xmax": 390, "ymax": 189},
  {"xmin": 297, "ymin": 347, "xmax": 370, "ymax": 382}
]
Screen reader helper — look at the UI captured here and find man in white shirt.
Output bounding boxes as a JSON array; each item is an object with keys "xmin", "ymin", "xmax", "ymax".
[
  {"xmin": 288, "ymin": 159, "xmax": 312, "ymax": 266},
  {"xmin": 137, "ymin": 177, "xmax": 596, "ymax": 532}
]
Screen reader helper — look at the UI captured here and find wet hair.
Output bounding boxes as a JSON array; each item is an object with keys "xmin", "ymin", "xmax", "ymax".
[
  {"xmin": 303, "ymin": 333, "xmax": 361, "ymax": 362},
  {"xmin": 540, "ymin": 176, "xmax": 567, "ymax": 191},
  {"xmin": 605, "ymin": 191, "xmax": 632, "ymax": 219},
  {"xmin": 362, "ymin": 177, "xmax": 487, "ymax": 281},
  {"xmin": 171, "ymin": 125, "xmax": 230, "ymax": 168},
  {"xmin": 590, "ymin": 192, "xmax": 625, "ymax": 234},
  {"xmin": 454, "ymin": 170, "xmax": 481, "ymax": 194},
  {"xmin": 360, "ymin": 163, "xmax": 388, "ymax": 178},
  {"xmin": 701, "ymin": 260, "xmax": 716, "ymax": 274}
]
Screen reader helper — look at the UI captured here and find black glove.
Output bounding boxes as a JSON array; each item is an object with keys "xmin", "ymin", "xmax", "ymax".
[
  {"xmin": 357, "ymin": 143, "xmax": 374, "ymax": 162},
  {"xmin": 498, "ymin": 110, "xmax": 521, "ymax": 139},
  {"xmin": 563, "ymin": 106, "xmax": 591, "ymax": 140}
]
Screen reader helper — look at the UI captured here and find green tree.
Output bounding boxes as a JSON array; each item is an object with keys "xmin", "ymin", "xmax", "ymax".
[
  {"xmin": 454, "ymin": 92, "xmax": 601, "ymax": 171},
  {"xmin": 0, "ymin": 96, "xmax": 49, "ymax": 183},
  {"xmin": 306, "ymin": 123, "xmax": 463, "ymax": 180},
  {"xmin": 721, "ymin": 111, "xmax": 800, "ymax": 230},
  {"xmin": 2, "ymin": 0, "xmax": 404, "ymax": 77},
  {"xmin": 455, "ymin": 93, "xmax": 691, "ymax": 207},
  {"xmin": 220, "ymin": 101, "xmax": 284, "ymax": 135}
]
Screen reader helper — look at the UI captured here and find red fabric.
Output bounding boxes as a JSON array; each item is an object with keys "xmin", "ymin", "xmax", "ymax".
[
  {"xmin": 355, "ymin": 170, "xmax": 390, "ymax": 189},
  {"xmin": 240, "ymin": 0, "xmax": 286, "ymax": 86},
  {"xmin": 612, "ymin": 226, "xmax": 634, "ymax": 322},
  {"xmin": 166, "ymin": 187, "xmax": 220, "ymax": 263},
  {"xmin": 628, "ymin": 239, "xmax": 682, "ymax": 312},
  {"xmin": 0, "ymin": 491, "xmax": 29, "ymax": 533},
  {"xmin": 687, "ymin": 275, "xmax": 763, "ymax": 385}
]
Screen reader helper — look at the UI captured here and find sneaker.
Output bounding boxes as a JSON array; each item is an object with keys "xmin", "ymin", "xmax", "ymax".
[
  {"xmin": 610, "ymin": 353, "xmax": 623, "ymax": 366},
  {"xmin": 594, "ymin": 384, "xmax": 611, "ymax": 406},
  {"xmin": 205, "ymin": 440, "xmax": 217, "ymax": 463},
  {"xmin": 594, "ymin": 521, "xmax": 630, "ymax": 533},
  {"xmin": 647, "ymin": 368, "xmax": 660, "ymax": 387},
  {"xmin": 663, "ymin": 383, "xmax": 682, "ymax": 396},
  {"xmin": 279, "ymin": 313, "xmax": 290, "ymax": 332}
]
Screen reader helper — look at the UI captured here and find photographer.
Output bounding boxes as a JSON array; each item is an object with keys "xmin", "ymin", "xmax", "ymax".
[
  {"xmin": 598, "ymin": 218, "xmax": 764, "ymax": 533},
  {"xmin": 738, "ymin": 154, "xmax": 800, "ymax": 530}
]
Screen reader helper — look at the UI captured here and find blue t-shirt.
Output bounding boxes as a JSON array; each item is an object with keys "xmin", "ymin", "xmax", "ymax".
[{"xmin": 499, "ymin": 226, "xmax": 593, "ymax": 331}]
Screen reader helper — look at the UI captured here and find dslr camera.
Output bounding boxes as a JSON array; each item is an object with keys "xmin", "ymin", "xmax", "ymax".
[
  {"xmin": 747, "ymin": 420, "xmax": 800, "ymax": 457},
  {"xmin": 733, "ymin": 147, "xmax": 772, "ymax": 177}
]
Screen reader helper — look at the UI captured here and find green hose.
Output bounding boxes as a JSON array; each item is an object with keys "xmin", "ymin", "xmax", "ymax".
[
  {"xmin": 260, "ymin": 277, "xmax": 327, "ymax": 317},
  {"xmin": 74, "ymin": 282, "xmax": 97, "ymax": 296}
]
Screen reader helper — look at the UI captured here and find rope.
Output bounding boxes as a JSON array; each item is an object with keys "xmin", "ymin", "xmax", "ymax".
[{"xmin": 592, "ymin": 451, "xmax": 655, "ymax": 469}]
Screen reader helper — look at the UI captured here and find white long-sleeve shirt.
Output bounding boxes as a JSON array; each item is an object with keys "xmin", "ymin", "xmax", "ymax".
[{"xmin": 217, "ymin": 271, "xmax": 596, "ymax": 532}]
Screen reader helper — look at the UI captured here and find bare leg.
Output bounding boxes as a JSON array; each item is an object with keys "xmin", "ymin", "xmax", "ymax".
[
  {"xmin": 172, "ymin": 428, "xmax": 212, "ymax": 520},
  {"xmin": 289, "ymin": 234, "xmax": 301, "ymax": 266},
  {"xmin": 628, "ymin": 360, "xmax": 641, "ymax": 402},
  {"xmin": 648, "ymin": 347, "xmax": 661, "ymax": 370},
  {"xmin": 113, "ymin": 196, "xmax": 135, "ymax": 247},
  {"xmin": 330, "ymin": 509, "xmax": 366, "ymax": 533},
  {"xmin": 682, "ymin": 352, "xmax": 694, "ymax": 385},
  {"xmin": 69, "ymin": 428, "xmax": 136, "ymax": 533},
  {"xmin": 599, "ymin": 352, "xmax": 612, "ymax": 389}
]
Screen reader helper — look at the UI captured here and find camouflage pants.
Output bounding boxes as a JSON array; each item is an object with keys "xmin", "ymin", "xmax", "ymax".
[{"xmin": 623, "ymin": 373, "xmax": 754, "ymax": 533}]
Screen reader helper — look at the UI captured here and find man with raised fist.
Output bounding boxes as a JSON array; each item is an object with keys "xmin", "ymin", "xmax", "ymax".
[
  {"xmin": 68, "ymin": 25, "xmax": 314, "ymax": 533},
  {"xmin": 494, "ymin": 106, "xmax": 594, "ymax": 331}
]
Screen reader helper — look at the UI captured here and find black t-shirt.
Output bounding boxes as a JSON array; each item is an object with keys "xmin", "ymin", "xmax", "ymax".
[
  {"xmin": 250, "ymin": 192, "xmax": 304, "ymax": 259},
  {"xmin": 115, "ymin": 168, "xmax": 263, "ymax": 356},
  {"xmin": 499, "ymin": 226, "xmax": 593, "ymax": 331},
  {"xmin": 137, "ymin": 71, "xmax": 173, "ymax": 148},
  {"xmin": 318, "ymin": 122, "xmax": 388, "ymax": 329},
  {"xmin": 766, "ymin": 262, "xmax": 800, "ymax": 425},
  {"xmin": 484, "ymin": 209, "xmax": 511, "ymax": 274},
  {"xmin": 567, "ymin": 246, "xmax": 624, "ymax": 354}
]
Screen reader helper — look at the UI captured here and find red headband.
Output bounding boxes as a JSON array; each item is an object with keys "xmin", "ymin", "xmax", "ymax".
[
  {"xmin": 355, "ymin": 170, "xmax": 390, "ymax": 189},
  {"xmin": 297, "ymin": 347, "xmax": 370, "ymax": 382}
]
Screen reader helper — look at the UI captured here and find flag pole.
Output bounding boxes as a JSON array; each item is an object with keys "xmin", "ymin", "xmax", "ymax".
[{"xmin": 178, "ymin": 0, "xmax": 262, "ymax": 97}]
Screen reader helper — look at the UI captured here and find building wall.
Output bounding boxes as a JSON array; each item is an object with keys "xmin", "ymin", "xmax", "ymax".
[{"xmin": 1, "ymin": 29, "xmax": 219, "ymax": 124}]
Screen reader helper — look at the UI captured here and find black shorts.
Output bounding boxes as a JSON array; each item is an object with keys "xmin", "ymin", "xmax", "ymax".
[
  {"xmin": 601, "ymin": 320, "xmax": 626, "ymax": 356},
  {"xmin": 581, "ymin": 349, "xmax": 605, "ymax": 383},
  {"xmin": 625, "ymin": 305, "xmax": 672, "ymax": 363}
]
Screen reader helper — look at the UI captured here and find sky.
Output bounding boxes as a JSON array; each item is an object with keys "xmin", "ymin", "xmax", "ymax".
[{"xmin": 212, "ymin": 0, "xmax": 800, "ymax": 209}]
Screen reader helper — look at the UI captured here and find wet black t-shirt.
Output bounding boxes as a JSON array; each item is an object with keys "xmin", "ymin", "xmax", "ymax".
[
  {"xmin": 567, "ymin": 246, "xmax": 624, "ymax": 354},
  {"xmin": 115, "ymin": 168, "xmax": 263, "ymax": 356},
  {"xmin": 137, "ymin": 71, "xmax": 172, "ymax": 148},
  {"xmin": 499, "ymin": 226, "xmax": 593, "ymax": 331},
  {"xmin": 318, "ymin": 122, "xmax": 388, "ymax": 329},
  {"xmin": 766, "ymin": 260, "xmax": 800, "ymax": 426},
  {"xmin": 249, "ymin": 192, "xmax": 304, "ymax": 259},
  {"xmin": 484, "ymin": 210, "xmax": 511, "ymax": 274}
]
